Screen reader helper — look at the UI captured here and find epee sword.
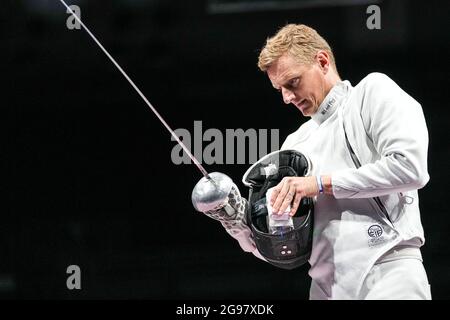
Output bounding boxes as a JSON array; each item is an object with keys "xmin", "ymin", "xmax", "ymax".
[{"xmin": 59, "ymin": 0, "xmax": 211, "ymax": 180}]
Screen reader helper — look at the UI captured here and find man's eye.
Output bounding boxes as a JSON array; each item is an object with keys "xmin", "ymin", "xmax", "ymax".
[{"xmin": 290, "ymin": 78, "xmax": 299, "ymax": 86}]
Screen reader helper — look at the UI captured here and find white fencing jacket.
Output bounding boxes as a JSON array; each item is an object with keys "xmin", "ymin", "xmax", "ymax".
[{"xmin": 228, "ymin": 72, "xmax": 430, "ymax": 299}]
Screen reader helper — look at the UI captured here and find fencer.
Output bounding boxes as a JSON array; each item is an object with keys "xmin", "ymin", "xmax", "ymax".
[{"xmin": 192, "ymin": 24, "xmax": 431, "ymax": 300}]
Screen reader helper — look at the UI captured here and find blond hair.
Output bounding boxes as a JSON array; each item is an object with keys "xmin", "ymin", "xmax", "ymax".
[{"xmin": 258, "ymin": 24, "xmax": 336, "ymax": 72}]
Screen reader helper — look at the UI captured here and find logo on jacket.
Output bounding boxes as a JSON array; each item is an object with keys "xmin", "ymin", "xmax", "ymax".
[
  {"xmin": 321, "ymin": 98, "xmax": 336, "ymax": 115},
  {"xmin": 368, "ymin": 225, "xmax": 383, "ymax": 238}
]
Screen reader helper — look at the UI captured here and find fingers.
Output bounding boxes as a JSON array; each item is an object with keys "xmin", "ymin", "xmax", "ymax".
[
  {"xmin": 271, "ymin": 178, "xmax": 295, "ymax": 214},
  {"xmin": 270, "ymin": 182, "xmax": 282, "ymax": 206},
  {"xmin": 290, "ymin": 193, "xmax": 302, "ymax": 216},
  {"xmin": 278, "ymin": 185, "xmax": 296, "ymax": 215}
]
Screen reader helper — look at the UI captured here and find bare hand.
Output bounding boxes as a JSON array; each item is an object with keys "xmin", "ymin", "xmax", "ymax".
[{"xmin": 270, "ymin": 176, "xmax": 320, "ymax": 216}]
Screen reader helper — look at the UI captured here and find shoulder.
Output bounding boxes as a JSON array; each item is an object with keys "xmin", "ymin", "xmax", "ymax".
[
  {"xmin": 355, "ymin": 72, "xmax": 400, "ymax": 94},
  {"xmin": 350, "ymin": 72, "xmax": 418, "ymax": 110},
  {"xmin": 281, "ymin": 119, "xmax": 316, "ymax": 150}
]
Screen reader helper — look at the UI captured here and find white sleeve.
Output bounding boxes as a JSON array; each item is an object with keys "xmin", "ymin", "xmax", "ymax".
[
  {"xmin": 332, "ymin": 73, "xmax": 430, "ymax": 199},
  {"xmin": 221, "ymin": 222, "xmax": 267, "ymax": 261}
]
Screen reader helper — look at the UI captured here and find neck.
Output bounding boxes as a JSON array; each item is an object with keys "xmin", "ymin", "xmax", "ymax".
[
  {"xmin": 317, "ymin": 69, "xmax": 341, "ymax": 108},
  {"xmin": 324, "ymin": 69, "xmax": 341, "ymax": 93},
  {"xmin": 311, "ymin": 79, "xmax": 350, "ymax": 125}
]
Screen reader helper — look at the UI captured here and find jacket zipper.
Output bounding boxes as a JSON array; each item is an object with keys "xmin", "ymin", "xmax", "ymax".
[{"xmin": 342, "ymin": 129, "xmax": 393, "ymax": 225}]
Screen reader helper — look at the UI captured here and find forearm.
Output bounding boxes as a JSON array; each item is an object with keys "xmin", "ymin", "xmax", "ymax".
[
  {"xmin": 329, "ymin": 155, "xmax": 429, "ymax": 199},
  {"xmin": 319, "ymin": 153, "xmax": 430, "ymax": 199},
  {"xmin": 221, "ymin": 222, "xmax": 267, "ymax": 261}
]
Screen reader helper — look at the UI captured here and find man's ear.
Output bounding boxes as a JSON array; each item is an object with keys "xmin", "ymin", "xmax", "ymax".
[{"xmin": 315, "ymin": 50, "xmax": 330, "ymax": 74}]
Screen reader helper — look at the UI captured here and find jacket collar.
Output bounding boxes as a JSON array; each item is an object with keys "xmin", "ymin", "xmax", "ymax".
[{"xmin": 311, "ymin": 80, "xmax": 351, "ymax": 125}]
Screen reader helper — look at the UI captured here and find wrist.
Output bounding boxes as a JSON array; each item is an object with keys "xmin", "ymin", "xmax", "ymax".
[
  {"xmin": 321, "ymin": 175, "xmax": 333, "ymax": 195},
  {"xmin": 315, "ymin": 175, "xmax": 324, "ymax": 195},
  {"xmin": 313, "ymin": 175, "xmax": 333, "ymax": 196}
]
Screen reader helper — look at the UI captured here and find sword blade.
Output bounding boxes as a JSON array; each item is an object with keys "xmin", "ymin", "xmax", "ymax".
[{"xmin": 59, "ymin": 0, "xmax": 211, "ymax": 179}]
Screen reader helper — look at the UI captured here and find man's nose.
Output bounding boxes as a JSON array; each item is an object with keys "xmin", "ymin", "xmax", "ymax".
[{"xmin": 281, "ymin": 88, "xmax": 295, "ymax": 104}]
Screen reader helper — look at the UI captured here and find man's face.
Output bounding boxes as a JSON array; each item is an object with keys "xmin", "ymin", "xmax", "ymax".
[{"xmin": 267, "ymin": 53, "xmax": 328, "ymax": 117}]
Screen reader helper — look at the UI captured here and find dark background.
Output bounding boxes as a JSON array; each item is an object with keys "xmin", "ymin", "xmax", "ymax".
[{"xmin": 2, "ymin": 0, "xmax": 449, "ymax": 299}]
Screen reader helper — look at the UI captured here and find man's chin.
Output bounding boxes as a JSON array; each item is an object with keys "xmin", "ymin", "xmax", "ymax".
[
  {"xmin": 297, "ymin": 102, "xmax": 311, "ymax": 115},
  {"xmin": 299, "ymin": 106, "xmax": 312, "ymax": 117},
  {"xmin": 299, "ymin": 103, "xmax": 318, "ymax": 117}
]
